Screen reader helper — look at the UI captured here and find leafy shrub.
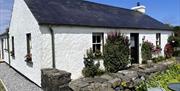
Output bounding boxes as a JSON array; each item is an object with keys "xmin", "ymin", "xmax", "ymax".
[
  {"xmin": 173, "ymin": 50, "xmax": 180, "ymax": 56},
  {"xmin": 103, "ymin": 32, "xmax": 130, "ymax": 73},
  {"xmin": 167, "ymin": 35, "xmax": 180, "ymax": 57},
  {"xmin": 136, "ymin": 64, "xmax": 180, "ymax": 91},
  {"xmin": 82, "ymin": 48, "xmax": 102, "ymax": 77},
  {"xmin": 96, "ymin": 69, "xmax": 105, "ymax": 76},
  {"xmin": 152, "ymin": 56, "xmax": 166, "ymax": 63},
  {"xmin": 174, "ymin": 26, "xmax": 180, "ymax": 37},
  {"xmin": 168, "ymin": 35, "xmax": 180, "ymax": 47},
  {"xmin": 135, "ymin": 81, "xmax": 147, "ymax": 91},
  {"xmin": 141, "ymin": 41, "xmax": 154, "ymax": 63}
]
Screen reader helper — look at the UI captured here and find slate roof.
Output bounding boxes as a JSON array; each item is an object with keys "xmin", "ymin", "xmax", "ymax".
[{"xmin": 24, "ymin": 0, "xmax": 171, "ymax": 30}]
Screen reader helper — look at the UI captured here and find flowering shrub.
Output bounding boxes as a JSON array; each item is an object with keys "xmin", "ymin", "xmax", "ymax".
[
  {"xmin": 104, "ymin": 32, "xmax": 130, "ymax": 73},
  {"xmin": 152, "ymin": 45, "xmax": 162, "ymax": 56},
  {"xmin": 10, "ymin": 51, "xmax": 15, "ymax": 58},
  {"xmin": 164, "ymin": 43, "xmax": 174, "ymax": 58},
  {"xmin": 141, "ymin": 41, "xmax": 154, "ymax": 63}
]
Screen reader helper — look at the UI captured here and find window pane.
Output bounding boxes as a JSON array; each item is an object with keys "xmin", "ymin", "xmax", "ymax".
[
  {"xmin": 93, "ymin": 44, "xmax": 96, "ymax": 52},
  {"xmin": 93, "ymin": 36, "xmax": 96, "ymax": 43},
  {"xmin": 96, "ymin": 36, "xmax": 101, "ymax": 43},
  {"xmin": 26, "ymin": 33, "xmax": 31, "ymax": 54},
  {"xmin": 96, "ymin": 44, "xmax": 101, "ymax": 51},
  {"xmin": 156, "ymin": 33, "xmax": 161, "ymax": 46},
  {"xmin": 92, "ymin": 33, "xmax": 104, "ymax": 53}
]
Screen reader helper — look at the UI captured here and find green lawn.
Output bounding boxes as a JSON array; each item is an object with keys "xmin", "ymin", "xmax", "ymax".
[{"xmin": 0, "ymin": 80, "xmax": 6, "ymax": 91}]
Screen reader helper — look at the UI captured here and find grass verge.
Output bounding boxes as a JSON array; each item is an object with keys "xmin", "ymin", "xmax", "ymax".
[{"xmin": 0, "ymin": 79, "xmax": 6, "ymax": 91}]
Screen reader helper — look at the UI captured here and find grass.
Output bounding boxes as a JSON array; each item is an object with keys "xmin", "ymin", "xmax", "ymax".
[
  {"xmin": 136, "ymin": 64, "xmax": 180, "ymax": 91},
  {"xmin": 0, "ymin": 79, "xmax": 6, "ymax": 91}
]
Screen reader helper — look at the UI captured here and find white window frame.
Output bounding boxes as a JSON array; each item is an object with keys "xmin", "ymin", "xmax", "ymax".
[
  {"xmin": 92, "ymin": 33, "xmax": 104, "ymax": 53},
  {"xmin": 156, "ymin": 33, "xmax": 161, "ymax": 46}
]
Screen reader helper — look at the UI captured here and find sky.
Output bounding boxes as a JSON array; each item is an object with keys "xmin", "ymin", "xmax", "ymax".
[{"xmin": 0, "ymin": 0, "xmax": 180, "ymax": 32}]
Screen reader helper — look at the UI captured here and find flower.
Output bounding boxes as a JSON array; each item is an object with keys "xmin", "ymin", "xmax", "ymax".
[{"xmin": 25, "ymin": 53, "xmax": 32, "ymax": 62}]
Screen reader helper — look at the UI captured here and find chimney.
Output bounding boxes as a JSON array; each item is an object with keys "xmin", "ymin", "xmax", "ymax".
[{"xmin": 131, "ymin": 2, "xmax": 146, "ymax": 14}]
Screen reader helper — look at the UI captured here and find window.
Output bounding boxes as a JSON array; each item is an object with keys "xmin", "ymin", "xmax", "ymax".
[
  {"xmin": 11, "ymin": 36, "xmax": 15, "ymax": 58},
  {"xmin": 156, "ymin": 33, "xmax": 161, "ymax": 46},
  {"xmin": 26, "ymin": 33, "xmax": 32, "ymax": 54},
  {"xmin": 92, "ymin": 33, "xmax": 104, "ymax": 53},
  {"xmin": 4, "ymin": 38, "xmax": 7, "ymax": 50},
  {"xmin": 1, "ymin": 39, "xmax": 4, "ymax": 59}
]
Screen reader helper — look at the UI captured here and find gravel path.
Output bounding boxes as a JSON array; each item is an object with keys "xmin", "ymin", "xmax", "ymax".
[{"xmin": 0, "ymin": 63, "xmax": 42, "ymax": 91}]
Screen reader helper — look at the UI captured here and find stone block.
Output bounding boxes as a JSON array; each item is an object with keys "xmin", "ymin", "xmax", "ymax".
[{"xmin": 41, "ymin": 68, "xmax": 71, "ymax": 91}]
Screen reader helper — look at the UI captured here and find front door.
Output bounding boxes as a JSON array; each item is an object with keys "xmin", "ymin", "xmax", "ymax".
[{"xmin": 130, "ymin": 33, "xmax": 139, "ymax": 63}]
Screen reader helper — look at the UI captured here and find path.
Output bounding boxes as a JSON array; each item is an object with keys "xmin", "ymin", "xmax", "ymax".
[{"xmin": 0, "ymin": 63, "xmax": 42, "ymax": 91}]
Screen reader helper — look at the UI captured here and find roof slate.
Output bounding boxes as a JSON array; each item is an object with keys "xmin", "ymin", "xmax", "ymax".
[{"xmin": 24, "ymin": 0, "xmax": 171, "ymax": 30}]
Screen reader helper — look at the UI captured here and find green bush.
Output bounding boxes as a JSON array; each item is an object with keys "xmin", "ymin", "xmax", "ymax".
[
  {"xmin": 168, "ymin": 35, "xmax": 180, "ymax": 47},
  {"xmin": 82, "ymin": 48, "xmax": 102, "ymax": 77},
  {"xmin": 152, "ymin": 56, "xmax": 166, "ymax": 63},
  {"xmin": 103, "ymin": 32, "xmax": 130, "ymax": 73},
  {"xmin": 136, "ymin": 64, "xmax": 180, "ymax": 91},
  {"xmin": 141, "ymin": 41, "xmax": 154, "ymax": 63},
  {"xmin": 167, "ymin": 35, "xmax": 180, "ymax": 57},
  {"xmin": 96, "ymin": 69, "xmax": 105, "ymax": 76},
  {"xmin": 173, "ymin": 50, "xmax": 180, "ymax": 56}
]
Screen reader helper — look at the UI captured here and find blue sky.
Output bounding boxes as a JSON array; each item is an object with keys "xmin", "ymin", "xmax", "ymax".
[
  {"xmin": 0, "ymin": 0, "xmax": 13, "ymax": 32},
  {"xmin": 0, "ymin": 0, "xmax": 180, "ymax": 32}
]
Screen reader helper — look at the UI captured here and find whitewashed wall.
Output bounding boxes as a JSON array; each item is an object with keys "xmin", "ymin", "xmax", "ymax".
[
  {"xmin": 8, "ymin": 0, "xmax": 42, "ymax": 86},
  {"xmin": 39, "ymin": 26, "xmax": 53, "ymax": 69},
  {"xmin": 40, "ymin": 26, "xmax": 171, "ymax": 80}
]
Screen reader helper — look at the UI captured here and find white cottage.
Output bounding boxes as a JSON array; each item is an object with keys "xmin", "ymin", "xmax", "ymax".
[{"xmin": 0, "ymin": 0, "xmax": 172, "ymax": 86}]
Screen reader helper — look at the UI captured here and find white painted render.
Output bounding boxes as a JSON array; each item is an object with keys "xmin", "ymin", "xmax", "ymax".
[
  {"xmin": 8, "ymin": 0, "xmax": 42, "ymax": 86},
  {"xmin": 0, "ymin": 0, "xmax": 172, "ymax": 87},
  {"xmin": 41, "ymin": 26, "xmax": 172, "ymax": 79}
]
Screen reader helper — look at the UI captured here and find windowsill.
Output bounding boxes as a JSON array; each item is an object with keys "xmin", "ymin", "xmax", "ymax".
[{"xmin": 4, "ymin": 49, "xmax": 8, "ymax": 52}]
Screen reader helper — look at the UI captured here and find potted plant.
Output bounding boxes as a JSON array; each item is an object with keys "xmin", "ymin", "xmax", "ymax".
[
  {"xmin": 25, "ymin": 53, "xmax": 32, "ymax": 62},
  {"xmin": 10, "ymin": 51, "xmax": 15, "ymax": 58}
]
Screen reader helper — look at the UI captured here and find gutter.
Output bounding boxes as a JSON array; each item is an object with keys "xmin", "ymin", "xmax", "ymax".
[{"xmin": 48, "ymin": 26, "xmax": 56, "ymax": 68}]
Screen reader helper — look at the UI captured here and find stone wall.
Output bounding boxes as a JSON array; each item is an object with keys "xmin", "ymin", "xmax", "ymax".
[
  {"xmin": 69, "ymin": 61, "xmax": 174, "ymax": 91},
  {"xmin": 41, "ymin": 61, "xmax": 174, "ymax": 91},
  {"xmin": 41, "ymin": 68, "xmax": 72, "ymax": 91}
]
